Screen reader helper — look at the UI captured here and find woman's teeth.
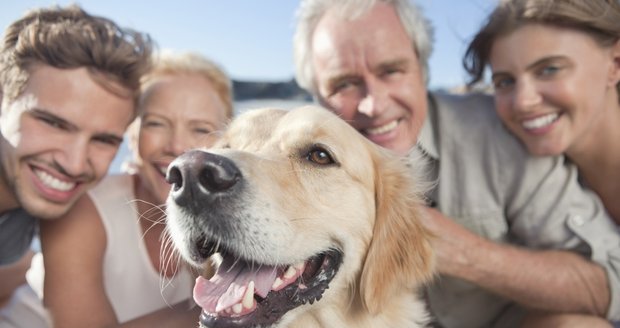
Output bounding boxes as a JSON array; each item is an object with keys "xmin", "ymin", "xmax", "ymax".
[{"xmin": 522, "ymin": 113, "xmax": 559, "ymax": 130}]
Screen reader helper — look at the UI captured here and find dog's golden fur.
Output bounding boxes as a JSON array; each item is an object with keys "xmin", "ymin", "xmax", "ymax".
[{"xmin": 166, "ymin": 105, "xmax": 435, "ymax": 327}]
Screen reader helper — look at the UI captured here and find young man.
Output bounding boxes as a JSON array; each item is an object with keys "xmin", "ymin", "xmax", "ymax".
[
  {"xmin": 293, "ymin": 0, "xmax": 620, "ymax": 327},
  {"xmin": 0, "ymin": 5, "xmax": 152, "ymax": 327}
]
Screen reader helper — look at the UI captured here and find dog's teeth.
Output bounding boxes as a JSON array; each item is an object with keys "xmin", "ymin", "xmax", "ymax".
[
  {"xmin": 294, "ymin": 262, "xmax": 305, "ymax": 271},
  {"xmin": 243, "ymin": 281, "xmax": 255, "ymax": 309},
  {"xmin": 272, "ymin": 277, "xmax": 283, "ymax": 289},
  {"xmin": 284, "ymin": 266, "xmax": 297, "ymax": 279},
  {"xmin": 232, "ymin": 303, "xmax": 243, "ymax": 314}
]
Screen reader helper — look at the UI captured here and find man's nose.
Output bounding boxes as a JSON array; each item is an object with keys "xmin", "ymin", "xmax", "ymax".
[
  {"xmin": 57, "ymin": 137, "xmax": 90, "ymax": 177},
  {"xmin": 358, "ymin": 78, "xmax": 389, "ymax": 117}
]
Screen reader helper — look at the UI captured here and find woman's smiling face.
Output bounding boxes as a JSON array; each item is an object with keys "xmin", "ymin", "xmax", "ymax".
[
  {"xmin": 135, "ymin": 73, "xmax": 228, "ymax": 205},
  {"xmin": 489, "ymin": 24, "xmax": 620, "ymax": 156}
]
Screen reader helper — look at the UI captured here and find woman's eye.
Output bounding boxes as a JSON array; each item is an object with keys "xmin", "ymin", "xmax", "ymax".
[
  {"xmin": 492, "ymin": 76, "xmax": 514, "ymax": 91},
  {"xmin": 143, "ymin": 120, "xmax": 164, "ymax": 128},
  {"xmin": 193, "ymin": 128, "xmax": 212, "ymax": 135},
  {"xmin": 307, "ymin": 148, "xmax": 334, "ymax": 165}
]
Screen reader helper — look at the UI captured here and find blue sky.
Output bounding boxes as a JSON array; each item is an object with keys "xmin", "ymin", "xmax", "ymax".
[{"xmin": 1, "ymin": 0, "xmax": 494, "ymax": 90}]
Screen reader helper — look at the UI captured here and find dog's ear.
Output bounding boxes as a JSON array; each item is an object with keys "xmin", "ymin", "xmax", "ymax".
[{"xmin": 359, "ymin": 150, "xmax": 435, "ymax": 314}]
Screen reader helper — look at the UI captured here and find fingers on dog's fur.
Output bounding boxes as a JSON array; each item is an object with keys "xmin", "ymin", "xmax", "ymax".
[{"xmin": 360, "ymin": 150, "xmax": 435, "ymax": 314}]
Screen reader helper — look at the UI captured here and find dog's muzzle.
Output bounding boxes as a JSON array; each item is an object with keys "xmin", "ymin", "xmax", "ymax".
[{"xmin": 167, "ymin": 150, "xmax": 242, "ymax": 213}]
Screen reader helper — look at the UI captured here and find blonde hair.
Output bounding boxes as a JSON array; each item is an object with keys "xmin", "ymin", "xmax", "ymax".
[
  {"xmin": 464, "ymin": 0, "xmax": 620, "ymax": 99},
  {"xmin": 0, "ymin": 4, "xmax": 153, "ymax": 103},
  {"xmin": 140, "ymin": 51, "xmax": 234, "ymax": 120}
]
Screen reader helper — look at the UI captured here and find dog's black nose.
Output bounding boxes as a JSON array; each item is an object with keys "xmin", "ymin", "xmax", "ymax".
[{"xmin": 166, "ymin": 150, "xmax": 242, "ymax": 208}]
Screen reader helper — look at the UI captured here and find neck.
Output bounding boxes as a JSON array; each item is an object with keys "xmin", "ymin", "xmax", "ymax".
[{"xmin": 567, "ymin": 100, "xmax": 620, "ymax": 223}]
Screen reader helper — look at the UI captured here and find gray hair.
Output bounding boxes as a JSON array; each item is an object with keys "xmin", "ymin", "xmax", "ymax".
[{"xmin": 293, "ymin": 0, "xmax": 434, "ymax": 93}]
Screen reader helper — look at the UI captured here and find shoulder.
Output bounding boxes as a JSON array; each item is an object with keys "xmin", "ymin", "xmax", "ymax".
[
  {"xmin": 88, "ymin": 174, "xmax": 135, "ymax": 207},
  {"xmin": 428, "ymin": 91, "xmax": 528, "ymax": 162},
  {"xmin": 430, "ymin": 91, "xmax": 505, "ymax": 136},
  {"xmin": 89, "ymin": 174, "xmax": 133, "ymax": 195}
]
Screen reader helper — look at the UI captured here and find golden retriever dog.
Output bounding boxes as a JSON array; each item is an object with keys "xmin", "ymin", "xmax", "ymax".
[{"xmin": 165, "ymin": 106, "xmax": 435, "ymax": 328}]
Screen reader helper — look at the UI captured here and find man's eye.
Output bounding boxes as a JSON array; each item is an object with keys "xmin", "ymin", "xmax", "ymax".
[
  {"xmin": 306, "ymin": 147, "xmax": 335, "ymax": 165},
  {"xmin": 39, "ymin": 116, "xmax": 64, "ymax": 129},
  {"xmin": 94, "ymin": 137, "xmax": 121, "ymax": 147},
  {"xmin": 539, "ymin": 65, "xmax": 560, "ymax": 77},
  {"xmin": 331, "ymin": 80, "xmax": 357, "ymax": 95}
]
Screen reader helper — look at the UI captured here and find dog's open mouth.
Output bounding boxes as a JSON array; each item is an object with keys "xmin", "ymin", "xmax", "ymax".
[{"xmin": 194, "ymin": 247, "xmax": 343, "ymax": 328}]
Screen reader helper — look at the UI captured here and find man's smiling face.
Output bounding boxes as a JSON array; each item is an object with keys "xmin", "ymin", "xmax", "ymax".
[{"xmin": 0, "ymin": 64, "xmax": 134, "ymax": 218}]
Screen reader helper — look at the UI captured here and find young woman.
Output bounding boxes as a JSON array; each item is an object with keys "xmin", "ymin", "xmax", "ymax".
[
  {"xmin": 464, "ymin": 1, "xmax": 620, "ymax": 325},
  {"xmin": 40, "ymin": 51, "xmax": 234, "ymax": 327},
  {"xmin": 464, "ymin": 0, "xmax": 620, "ymax": 225}
]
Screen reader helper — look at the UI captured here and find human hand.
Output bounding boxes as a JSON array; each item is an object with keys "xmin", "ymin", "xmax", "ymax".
[{"xmin": 421, "ymin": 207, "xmax": 484, "ymax": 277}]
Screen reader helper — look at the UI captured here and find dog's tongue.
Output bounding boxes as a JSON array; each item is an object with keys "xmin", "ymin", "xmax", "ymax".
[{"xmin": 193, "ymin": 256, "xmax": 277, "ymax": 313}]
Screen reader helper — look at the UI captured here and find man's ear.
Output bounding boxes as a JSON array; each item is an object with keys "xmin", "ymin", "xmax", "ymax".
[
  {"xmin": 609, "ymin": 40, "xmax": 620, "ymax": 87},
  {"xmin": 0, "ymin": 89, "xmax": 4, "ymax": 116}
]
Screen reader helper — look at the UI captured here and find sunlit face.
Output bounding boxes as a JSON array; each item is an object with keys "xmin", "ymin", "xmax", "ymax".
[
  {"xmin": 0, "ymin": 65, "xmax": 134, "ymax": 219},
  {"xmin": 490, "ymin": 24, "xmax": 620, "ymax": 156},
  {"xmin": 310, "ymin": 3, "xmax": 428, "ymax": 156},
  {"xmin": 136, "ymin": 74, "xmax": 228, "ymax": 205}
]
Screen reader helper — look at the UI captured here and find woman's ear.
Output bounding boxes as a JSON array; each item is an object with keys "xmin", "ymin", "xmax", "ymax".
[{"xmin": 608, "ymin": 40, "xmax": 620, "ymax": 87}]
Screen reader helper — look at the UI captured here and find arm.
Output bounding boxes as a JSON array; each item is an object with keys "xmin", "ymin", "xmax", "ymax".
[
  {"xmin": 40, "ymin": 194, "xmax": 118, "ymax": 327},
  {"xmin": 0, "ymin": 249, "xmax": 33, "ymax": 308},
  {"xmin": 424, "ymin": 207, "xmax": 610, "ymax": 316},
  {"xmin": 41, "ymin": 194, "xmax": 201, "ymax": 328}
]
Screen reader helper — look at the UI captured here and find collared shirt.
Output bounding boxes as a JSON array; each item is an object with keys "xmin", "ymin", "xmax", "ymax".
[
  {"xmin": 419, "ymin": 91, "xmax": 620, "ymax": 328},
  {"xmin": 0, "ymin": 209, "xmax": 36, "ymax": 266}
]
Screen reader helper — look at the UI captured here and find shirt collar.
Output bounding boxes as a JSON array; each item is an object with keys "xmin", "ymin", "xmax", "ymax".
[{"xmin": 415, "ymin": 93, "xmax": 439, "ymax": 159}]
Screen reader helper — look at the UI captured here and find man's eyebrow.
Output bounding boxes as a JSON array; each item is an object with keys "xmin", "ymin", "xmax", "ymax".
[
  {"xmin": 326, "ymin": 73, "xmax": 358, "ymax": 89},
  {"xmin": 31, "ymin": 108, "xmax": 124, "ymax": 143},
  {"xmin": 30, "ymin": 108, "xmax": 77, "ymax": 131},
  {"xmin": 376, "ymin": 58, "xmax": 408, "ymax": 70}
]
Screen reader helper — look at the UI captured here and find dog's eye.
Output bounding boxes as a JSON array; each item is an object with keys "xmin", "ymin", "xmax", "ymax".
[{"xmin": 307, "ymin": 147, "xmax": 335, "ymax": 165}]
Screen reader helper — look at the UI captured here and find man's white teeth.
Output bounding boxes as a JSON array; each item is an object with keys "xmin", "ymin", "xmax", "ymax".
[
  {"xmin": 34, "ymin": 169, "xmax": 74, "ymax": 191},
  {"xmin": 242, "ymin": 281, "xmax": 255, "ymax": 309},
  {"xmin": 366, "ymin": 120, "xmax": 398, "ymax": 135},
  {"xmin": 158, "ymin": 165, "xmax": 168, "ymax": 176},
  {"xmin": 522, "ymin": 113, "xmax": 559, "ymax": 130}
]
